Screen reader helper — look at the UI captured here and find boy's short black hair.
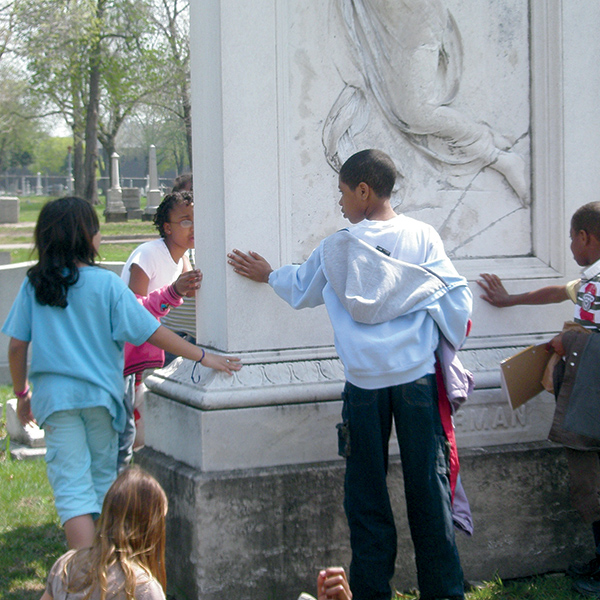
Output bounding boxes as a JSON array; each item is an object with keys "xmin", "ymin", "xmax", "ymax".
[
  {"xmin": 339, "ymin": 149, "xmax": 397, "ymax": 199},
  {"xmin": 154, "ymin": 191, "xmax": 193, "ymax": 238},
  {"xmin": 571, "ymin": 202, "xmax": 600, "ymax": 241}
]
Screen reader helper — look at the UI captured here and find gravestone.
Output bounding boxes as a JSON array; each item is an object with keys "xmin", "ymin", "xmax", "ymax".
[
  {"xmin": 5, "ymin": 398, "xmax": 46, "ymax": 460},
  {"xmin": 0, "ymin": 197, "xmax": 18, "ymax": 223},
  {"xmin": 105, "ymin": 152, "xmax": 127, "ymax": 222},
  {"xmin": 35, "ymin": 172, "xmax": 43, "ymax": 196},
  {"xmin": 137, "ymin": 2, "xmax": 600, "ymax": 598},
  {"xmin": 143, "ymin": 145, "xmax": 161, "ymax": 220}
]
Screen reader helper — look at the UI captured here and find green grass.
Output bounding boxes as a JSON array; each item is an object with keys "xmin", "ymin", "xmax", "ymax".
[
  {"xmin": 0, "ymin": 196, "xmax": 159, "ymax": 264},
  {"xmin": 393, "ymin": 573, "xmax": 582, "ymax": 599},
  {"xmin": 0, "ymin": 386, "xmax": 65, "ymax": 600},
  {"xmin": 16, "ymin": 195, "xmax": 150, "ymax": 224},
  {"xmin": 4, "ymin": 242, "xmax": 154, "ymax": 264}
]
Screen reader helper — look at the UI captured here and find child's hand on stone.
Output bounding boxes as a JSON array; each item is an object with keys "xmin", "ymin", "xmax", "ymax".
[
  {"xmin": 174, "ymin": 269, "xmax": 203, "ymax": 297},
  {"xmin": 202, "ymin": 352, "xmax": 242, "ymax": 375},
  {"xmin": 17, "ymin": 393, "xmax": 35, "ymax": 427},
  {"xmin": 477, "ymin": 273, "xmax": 512, "ymax": 307},
  {"xmin": 228, "ymin": 249, "xmax": 273, "ymax": 283}
]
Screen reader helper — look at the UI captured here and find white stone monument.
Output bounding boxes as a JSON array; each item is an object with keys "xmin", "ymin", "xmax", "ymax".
[
  {"xmin": 138, "ymin": 2, "xmax": 600, "ymax": 598},
  {"xmin": 105, "ymin": 152, "xmax": 127, "ymax": 222},
  {"xmin": 143, "ymin": 145, "xmax": 162, "ymax": 220},
  {"xmin": 35, "ymin": 172, "xmax": 42, "ymax": 196}
]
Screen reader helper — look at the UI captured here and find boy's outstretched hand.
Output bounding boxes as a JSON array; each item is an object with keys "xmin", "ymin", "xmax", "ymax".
[
  {"xmin": 228, "ymin": 249, "xmax": 273, "ymax": 283},
  {"xmin": 477, "ymin": 273, "xmax": 512, "ymax": 307}
]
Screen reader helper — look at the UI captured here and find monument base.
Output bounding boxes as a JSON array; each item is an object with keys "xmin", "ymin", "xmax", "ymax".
[
  {"xmin": 126, "ymin": 209, "xmax": 143, "ymax": 220},
  {"xmin": 104, "ymin": 211, "xmax": 128, "ymax": 223},
  {"xmin": 138, "ymin": 442, "xmax": 589, "ymax": 600}
]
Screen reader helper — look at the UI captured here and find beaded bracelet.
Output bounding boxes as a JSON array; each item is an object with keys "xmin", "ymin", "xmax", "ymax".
[
  {"xmin": 190, "ymin": 350, "xmax": 206, "ymax": 384},
  {"xmin": 14, "ymin": 385, "xmax": 30, "ymax": 398}
]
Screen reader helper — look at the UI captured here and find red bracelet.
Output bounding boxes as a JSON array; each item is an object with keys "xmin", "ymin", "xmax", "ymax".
[{"xmin": 14, "ymin": 385, "xmax": 30, "ymax": 398}]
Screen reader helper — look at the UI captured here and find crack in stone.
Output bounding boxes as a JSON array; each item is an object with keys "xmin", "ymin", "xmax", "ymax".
[{"xmin": 447, "ymin": 205, "xmax": 524, "ymax": 256}]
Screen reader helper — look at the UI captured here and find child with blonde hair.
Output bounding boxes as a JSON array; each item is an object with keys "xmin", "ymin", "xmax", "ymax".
[{"xmin": 41, "ymin": 466, "xmax": 168, "ymax": 600}]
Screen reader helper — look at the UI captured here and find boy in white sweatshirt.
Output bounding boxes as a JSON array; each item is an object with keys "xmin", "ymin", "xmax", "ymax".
[{"xmin": 228, "ymin": 149, "xmax": 472, "ymax": 600}]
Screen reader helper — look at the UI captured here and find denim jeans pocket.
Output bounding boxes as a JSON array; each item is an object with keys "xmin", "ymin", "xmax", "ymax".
[{"xmin": 405, "ymin": 376, "xmax": 434, "ymax": 407}]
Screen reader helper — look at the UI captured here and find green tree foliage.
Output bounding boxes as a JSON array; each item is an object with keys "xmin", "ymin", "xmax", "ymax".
[
  {"xmin": 2, "ymin": 0, "xmax": 191, "ymax": 192},
  {"xmin": 145, "ymin": 0, "xmax": 191, "ymax": 168},
  {"xmin": 29, "ymin": 137, "xmax": 73, "ymax": 175},
  {"xmin": 0, "ymin": 66, "xmax": 40, "ymax": 172},
  {"xmin": 14, "ymin": 0, "xmax": 160, "ymax": 203},
  {"xmin": 0, "ymin": 2, "xmax": 44, "ymax": 174},
  {"xmin": 14, "ymin": 0, "xmax": 96, "ymax": 196},
  {"xmin": 97, "ymin": 2, "xmax": 166, "ymax": 185}
]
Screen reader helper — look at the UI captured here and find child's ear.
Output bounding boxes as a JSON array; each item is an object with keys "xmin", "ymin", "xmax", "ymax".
[
  {"xmin": 580, "ymin": 230, "xmax": 591, "ymax": 246},
  {"xmin": 357, "ymin": 182, "xmax": 370, "ymax": 201}
]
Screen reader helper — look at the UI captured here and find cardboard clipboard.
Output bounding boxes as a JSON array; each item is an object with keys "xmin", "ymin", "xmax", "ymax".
[{"xmin": 500, "ymin": 343, "xmax": 552, "ymax": 410}]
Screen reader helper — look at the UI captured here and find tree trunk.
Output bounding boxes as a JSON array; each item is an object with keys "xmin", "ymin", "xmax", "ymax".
[
  {"xmin": 102, "ymin": 137, "xmax": 116, "ymax": 188},
  {"xmin": 83, "ymin": 66, "xmax": 100, "ymax": 204},
  {"xmin": 83, "ymin": 0, "xmax": 104, "ymax": 205},
  {"xmin": 73, "ymin": 137, "xmax": 85, "ymax": 197}
]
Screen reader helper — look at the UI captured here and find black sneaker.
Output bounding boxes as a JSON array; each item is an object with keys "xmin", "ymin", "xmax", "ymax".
[
  {"xmin": 573, "ymin": 576, "xmax": 600, "ymax": 598},
  {"xmin": 568, "ymin": 557, "xmax": 600, "ymax": 579}
]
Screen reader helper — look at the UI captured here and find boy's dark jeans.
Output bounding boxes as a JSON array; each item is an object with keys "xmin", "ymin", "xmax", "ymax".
[{"xmin": 341, "ymin": 376, "xmax": 464, "ymax": 600}]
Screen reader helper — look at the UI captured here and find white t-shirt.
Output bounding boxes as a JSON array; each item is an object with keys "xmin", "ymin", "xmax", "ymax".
[{"xmin": 121, "ymin": 239, "xmax": 183, "ymax": 293}]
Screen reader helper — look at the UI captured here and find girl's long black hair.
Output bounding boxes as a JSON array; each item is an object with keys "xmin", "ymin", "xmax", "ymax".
[{"xmin": 27, "ymin": 196, "xmax": 99, "ymax": 308}]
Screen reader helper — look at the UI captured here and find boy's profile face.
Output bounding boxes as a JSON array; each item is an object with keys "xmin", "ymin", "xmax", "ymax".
[
  {"xmin": 338, "ymin": 179, "xmax": 366, "ymax": 224},
  {"xmin": 570, "ymin": 227, "xmax": 591, "ymax": 267}
]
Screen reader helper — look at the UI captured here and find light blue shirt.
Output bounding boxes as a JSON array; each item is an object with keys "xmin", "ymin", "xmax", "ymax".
[{"xmin": 2, "ymin": 267, "xmax": 160, "ymax": 430}]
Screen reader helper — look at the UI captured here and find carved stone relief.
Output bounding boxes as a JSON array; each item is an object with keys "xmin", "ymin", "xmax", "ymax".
[
  {"xmin": 322, "ymin": 0, "xmax": 531, "ymax": 259},
  {"xmin": 283, "ymin": 0, "xmax": 532, "ymax": 263}
]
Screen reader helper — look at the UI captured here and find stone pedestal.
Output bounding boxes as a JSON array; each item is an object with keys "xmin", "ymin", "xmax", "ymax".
[
  {"xmin": 0, "ymin": 197, "xmax": 18, "ymax": 223},
  {"xmin": 105, "ymin": 152, "xmax": 127, "ymax": 221},
  {"xmin": 122, "ymin": 188, "xmax": 143, "ymax": 220},
  {"xmin": 104, "ymin": 188, "xmax": 128, "ymax": 222},
  {"xmin": 139, "ymin": 441, "xmax": 588, "ymax": 600}
]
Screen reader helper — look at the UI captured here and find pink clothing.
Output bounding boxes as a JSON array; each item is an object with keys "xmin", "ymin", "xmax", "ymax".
[{"xmin": 123, "ymin": 284, "xmax": 183, "ymax": 377}]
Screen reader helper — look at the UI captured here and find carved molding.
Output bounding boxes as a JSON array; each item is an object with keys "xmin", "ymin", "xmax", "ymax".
[{"xmin": 146, "ymin": 355, "xmax": 346, "ymax": 410}]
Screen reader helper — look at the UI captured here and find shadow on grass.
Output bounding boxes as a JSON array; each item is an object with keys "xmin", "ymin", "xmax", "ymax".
[{"xmin": 0, "ymin": 522, "xmax": 65, "ymax": 600}]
